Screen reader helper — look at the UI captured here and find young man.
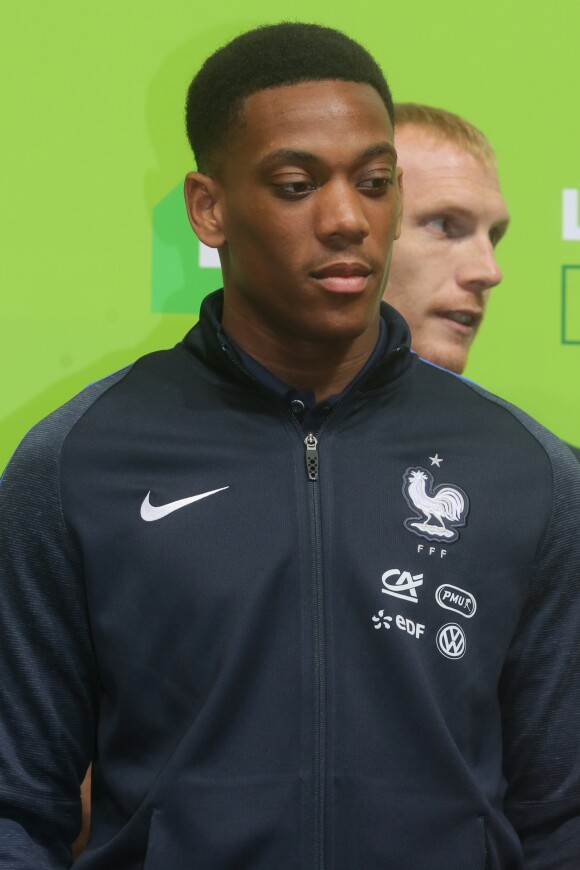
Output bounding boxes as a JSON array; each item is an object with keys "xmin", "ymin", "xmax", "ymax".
[
  {"xmin": 384, "ymin": 105, "xmax": 580, "ymax": 459},
  {"xmin": 384, "ymin": 103, "xmax": 509, "ymax": 375},
  {"xmin": 0, "ymin": 23, "xmax": 579, "ymax": 869}
]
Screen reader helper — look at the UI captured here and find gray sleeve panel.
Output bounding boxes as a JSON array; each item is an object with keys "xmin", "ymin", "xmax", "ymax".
[
  {"xmin": 0, "ymin": 367, "xmax": 132, "ymax": 867},
  {"xmin": 464, "ymin": 381, "xmax": 580, "ymax": 866},
  {"xmin": 569, "ymin": 442, "xmax": 580, "ymax": 462}
]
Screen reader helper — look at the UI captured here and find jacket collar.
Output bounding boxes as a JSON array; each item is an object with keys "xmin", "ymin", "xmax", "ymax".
[{"xmin": 181, "ymin": 289, "xmax": 414, "ymax": 392}]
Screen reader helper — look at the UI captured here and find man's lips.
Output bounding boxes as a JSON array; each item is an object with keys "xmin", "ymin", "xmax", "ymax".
[
  {"xmin": 310, "ymin": 261, "xmax": 373, "ymax": 294},
  {"xmin": 435, "ymin": 309, "xmax": 483, "ymax": 334}
]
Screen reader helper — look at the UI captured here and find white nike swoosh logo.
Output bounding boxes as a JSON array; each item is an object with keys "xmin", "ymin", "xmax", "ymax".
[{"xmin": 140, "ymin": 487, "xmax": 229, "ymax": 522}]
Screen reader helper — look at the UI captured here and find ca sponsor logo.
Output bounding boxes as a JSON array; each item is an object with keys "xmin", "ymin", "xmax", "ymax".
[
  {"xmin": 381, "ymin": 568, "xmax": 423, "ymax": 603},
  {"xmin": 436, "ymin": 623, "xmax": 466, "ymax": 659},
  {"xmin": 435, "ymin": 584, "xmax": 476, "ymax": 618}
]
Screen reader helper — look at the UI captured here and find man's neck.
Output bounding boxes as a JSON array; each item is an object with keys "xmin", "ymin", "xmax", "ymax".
[{"xmin": 221, "ymin": 311, "xmax": 381, "ymax": 403}]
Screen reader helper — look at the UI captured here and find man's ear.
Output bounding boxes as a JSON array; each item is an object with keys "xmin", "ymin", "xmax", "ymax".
[
  {"xmin": 184, "ymin": 172, "xmax": 226, "ymax": 248},
  {"xmin": 394, "ymin": 166, "xmax": 403, "ymax": 240}
]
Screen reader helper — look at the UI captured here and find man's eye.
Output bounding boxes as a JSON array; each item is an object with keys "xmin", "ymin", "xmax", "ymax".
[
  {"xmin": 425, "ymin": 217, "xmax": 463, "ymax": 238},
  {"xmin": 358, "ymin": 176, "xmax": 391, "ymax": 193},
  {"xmin": 426, "ymin": 217, "xmax": 448, "ymax": 234},
  {"xmin": 274, "ymin": 181, "xmax": 316, "ymax": 197}
]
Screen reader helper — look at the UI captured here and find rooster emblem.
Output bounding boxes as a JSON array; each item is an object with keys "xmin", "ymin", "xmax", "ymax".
[{"xmin": 402, "ymin": 467, "xmax": 469, "ymax": 543}]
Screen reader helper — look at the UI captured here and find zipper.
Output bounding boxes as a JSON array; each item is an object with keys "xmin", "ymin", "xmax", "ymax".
[
  {"xmin": 221, "ymin": 336, "xmax": 406, "ymax": 870},
  {"xmin": 304, "ymin": 432, "xmax": 325, "ymax": 870},
  {"xmin": 220, "ymin": 341, "xmax": 259, "ymax": 385},
  {"xmin": 221, "ymin": 337, "xmax": 328, "ymax": 866},
  {"xmin": 300, "ymin": 348, "xmax": 405, "ymax": 870},
  {"xmin": 304, "ymin": 433, "xmax": 319, "ymax": 481}
]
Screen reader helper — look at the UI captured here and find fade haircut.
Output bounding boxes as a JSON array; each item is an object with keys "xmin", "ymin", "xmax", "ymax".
[
  {"xmin": 394, "ymin": 103, "xmax": 497, "ymax": 174},
  {"xmin": 186, "ymin": 22, "xmax": 394, "ymax": 173}
]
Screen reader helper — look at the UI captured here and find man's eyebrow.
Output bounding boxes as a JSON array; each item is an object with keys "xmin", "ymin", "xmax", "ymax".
[
  {"xmin": 259, "ymin": 142, "xmax": 397, "ymax": 168},
  {"xmin": 260, "ymin": 149, "xmax": 319, "ymax": 167},
  {"xmin": 361, "ymin": 142, "xmax": 397, "ymax": 161}
]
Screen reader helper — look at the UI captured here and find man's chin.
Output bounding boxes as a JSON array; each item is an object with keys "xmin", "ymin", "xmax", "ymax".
[
  {"xmin": 415, "ymin": 342, "xmax": 467, "ymax": 375},
  {"xmin": 289, "ymin": 322, "xmax": 376, "ymax": 348},
  {"xmin": 283, "ymin": 304, "xmax": 381, "ymax": 346}
]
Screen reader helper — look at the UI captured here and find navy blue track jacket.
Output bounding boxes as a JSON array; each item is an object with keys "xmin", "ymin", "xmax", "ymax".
[{"xmin": 1, "ymin": 291, "xmax": 580, "ymax": 868}]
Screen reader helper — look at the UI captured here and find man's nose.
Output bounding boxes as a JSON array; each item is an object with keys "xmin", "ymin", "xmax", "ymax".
[
  {"xmin": 314, "ymin": 179, "xmax": 370, "ymax": 246},
  {"xmin": 457, "ymin": 235, "xmax": 503, "ymax": 292}
]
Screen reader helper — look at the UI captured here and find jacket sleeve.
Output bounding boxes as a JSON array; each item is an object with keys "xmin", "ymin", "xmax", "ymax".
[
  {"xmin": 500, "ymin": 440, "xmax": 580, "ymax": 868},
  {"xmin": 0, "ymin": 412, "xmax": 99, "ymax": 868}
]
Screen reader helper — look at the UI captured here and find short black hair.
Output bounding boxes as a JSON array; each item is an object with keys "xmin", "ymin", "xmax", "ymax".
[{"xmin": 186, "ymin": 22, "xmax": 394, "ymax": 172}]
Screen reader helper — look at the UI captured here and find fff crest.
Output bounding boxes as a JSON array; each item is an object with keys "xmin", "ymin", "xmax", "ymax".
[{"xmin": 402, "ymin": 467, "xmax": 469, "ymax": 544}]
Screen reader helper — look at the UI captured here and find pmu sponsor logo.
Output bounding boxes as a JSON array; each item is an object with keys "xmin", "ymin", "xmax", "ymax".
[{"xmin": 435, "ymin": 584, "xmax": 476, "ymax": 618}]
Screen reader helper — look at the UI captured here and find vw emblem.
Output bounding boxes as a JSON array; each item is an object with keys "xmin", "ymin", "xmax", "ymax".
[{"xmin": 436, "ymin": 623, "xmax": 466, "ymax": 659}]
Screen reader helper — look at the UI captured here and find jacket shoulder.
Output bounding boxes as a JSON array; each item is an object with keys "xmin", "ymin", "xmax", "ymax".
[{"xmin": 3, "ymin": 366, "xmax": 133, "ymax": 484}]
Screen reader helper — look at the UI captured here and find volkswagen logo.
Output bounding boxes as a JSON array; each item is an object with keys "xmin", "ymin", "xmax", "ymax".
[{"xmin": 436, "ymin": 623, "xmax": 466, "ymax": 659}]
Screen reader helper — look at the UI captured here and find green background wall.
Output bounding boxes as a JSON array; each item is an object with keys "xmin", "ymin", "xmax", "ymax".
[{"xmin": 2, "ymin": 0, "xmax": 579, "ymax": 470}]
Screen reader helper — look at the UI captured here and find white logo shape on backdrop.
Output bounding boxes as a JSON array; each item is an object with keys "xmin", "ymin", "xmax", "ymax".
[
  {"xmin": 199, "ymin": 241, "xmax": 221, "ymax": 268},
  {"xmin": 562, "ymin": 189, "xmax": 580, "ymax": 241}
]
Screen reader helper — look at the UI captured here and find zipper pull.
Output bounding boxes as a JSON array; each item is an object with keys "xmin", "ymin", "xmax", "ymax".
[{"xmin": 304, "ymin": 433, "xmax": 319, "ymax": 481}]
